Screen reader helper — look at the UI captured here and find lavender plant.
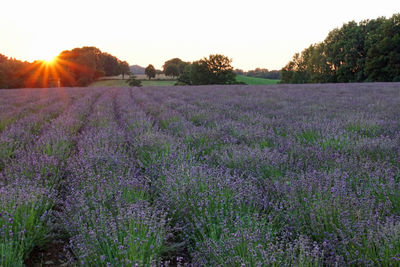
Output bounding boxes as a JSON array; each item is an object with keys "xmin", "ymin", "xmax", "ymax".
[{"xmin": 1, "ymin": 83, "xmax": 399, "ymax": 266}]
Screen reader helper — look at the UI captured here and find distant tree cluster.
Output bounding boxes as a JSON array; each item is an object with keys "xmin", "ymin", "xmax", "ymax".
[
  {"xmin": 0, "ymin": 55, "xmax": 33, "ymax": 89},
  {"xmin": 57, "ymin": 47, "xmax": 130, "ymax": 86},
  {"xmin": 0, "ymin": 47, "xmax": 130, "ymax": 89},
  {"xmin": 176, "ymin": 54, "xmax": 237, "ymax": 85},
  {"xmin": 281, "ymin": 14, "xmax": 400, "ymax": 83},
  {"xmin": 234, "ymin": 68, "xmax": 281, "ymax": 80},
  {"xmin": 163, "ymin": 58, "xmax": 188, "ymax": 78}
]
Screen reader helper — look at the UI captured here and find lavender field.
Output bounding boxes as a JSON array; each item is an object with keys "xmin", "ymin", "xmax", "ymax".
[{"xmin": 0, "ymin": 84, "xmax": 399, "ymax": 266}]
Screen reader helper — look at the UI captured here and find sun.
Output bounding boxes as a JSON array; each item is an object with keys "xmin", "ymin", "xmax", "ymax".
[{"xmin": 42, "ymin": 55, "xmax": 58, "ymax": 65}]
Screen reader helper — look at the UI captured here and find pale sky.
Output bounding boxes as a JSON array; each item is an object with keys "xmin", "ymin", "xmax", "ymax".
[{"xmin": 1, "ymin": 0, "xmax": 399, "ymax": 71}]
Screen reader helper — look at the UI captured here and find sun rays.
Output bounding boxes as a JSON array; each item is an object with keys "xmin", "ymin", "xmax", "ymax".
[{"xmin": 16, "ymin": 56, "xmax": 89, "ymax": 88}]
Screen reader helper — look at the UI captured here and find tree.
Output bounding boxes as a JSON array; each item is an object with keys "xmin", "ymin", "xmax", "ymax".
[
  {"xmin": 201, "ymin": 54, "xmax": 236, "ymax": 84},
  {"xmin": 58, "ymin": 46, "xmax": 107, "ymax": 86},
  {"xmin": 145, "ymin": 64, "xmax": 156, "ymax": 80},
  {"xmin": 163, "ymin": 58, "xmax": 188, "ymax": 77},
  {"xmin": 187, "ymin": 61, "xmax": 210, "ymax": 85},
  {"xmin": 281, "ymin": 13, "xmax": 400, "ymax": 83},
  {"xmin": 246, "ymin": 68, "xmax": 281, "ymax": 80},
  {"xmin": 126, "ymin": 74, "xmax": 142, "ymax": 87},
  {"xmin": 119, "ymin": 61, "xmax": 130, "ymax": 79},
  {"xmin": 0, "ymin": 47, "xmax": 131, "ymax": 88},
  {"xmin": 178, "ymin": 54, "xmax": 237, "ymax": 85},
  {"xmin": 365, "ymin": 14, "xmax": 400, "ymax": 82},
  {"xmin": 234, "ymin": 68, "xmax": 245, "ymax": 75}
]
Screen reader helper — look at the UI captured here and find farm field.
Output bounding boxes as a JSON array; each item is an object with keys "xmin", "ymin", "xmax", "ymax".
[
  {"xmin": 98, "ymin": 74, "xmax": 177, "ymax": 80},
  {"xmin": 236, "ymin": 75, "xmax": 280, "ymax": 84},
  {"xmin": 91, "ymin": 75, "xmax": 280, "ymax": 88},
  {"xmin": 0, "ymin": 84, "xmax": 399, "ymax": 266},
  {"xmin": 90, "ymin": 79, "xmax": 177, "ymax": 87}
]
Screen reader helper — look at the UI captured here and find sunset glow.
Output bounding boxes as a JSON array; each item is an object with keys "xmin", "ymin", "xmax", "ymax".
[
  {"xmin": 1, "ymin": 0, "xmax": 399, "ymax": 70},
  {"xmin": 42, "ymin": 56, "xmax": 58, "ymax": 64}
]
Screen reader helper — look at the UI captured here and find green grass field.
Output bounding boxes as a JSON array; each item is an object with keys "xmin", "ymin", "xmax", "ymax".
[
  {"xmin": 90, "ymin": 75, "xmax": 279, "ymax": 87},
  {"xmin": 89, "ymin": 79, "xmax": 176, "ymax": 87},
  {"xmin": 236, "ymin": 75, "xmax": 280, "ymax": 85}
]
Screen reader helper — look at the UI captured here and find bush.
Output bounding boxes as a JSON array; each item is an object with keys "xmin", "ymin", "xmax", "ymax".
[{"xmin": 126, "ymin": 75, "xmax": 142, "ymax": 87}]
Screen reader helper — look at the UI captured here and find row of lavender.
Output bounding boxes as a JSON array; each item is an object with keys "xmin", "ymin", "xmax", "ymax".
[
  {"xmin": 0, "ymin": 88, "xmax": 100, "ymax": 266},
  {"xmin": 63, "ymin": 88, "xmax": 167, "ymax": 265},
  {"xmin": 1, "ymin": 84, "xmax": 399, "ymax": 266}
]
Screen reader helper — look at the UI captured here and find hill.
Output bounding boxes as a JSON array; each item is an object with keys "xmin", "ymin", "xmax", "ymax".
[{"xmin": 129, "ymin": 65, "xmax": 145, "ymax": 74}]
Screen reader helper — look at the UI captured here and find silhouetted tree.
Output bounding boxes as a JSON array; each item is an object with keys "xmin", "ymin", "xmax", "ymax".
[
  {"xmin": 163, "ymin": 58, "xmax": 188, "ymax": 77},
  {"xmin": 57, "ymin": 46, "xmax": 129, "ymax": 86},
  {"xmin": 145, "ymin": 64, "xmax": 156, "ymax": 80},
  {"xmin": 119, "ymin": 61, "xmax": 130, "ymax": 79},
  {"xmin": 0, "ymin": 47, "xmax": 131, "ymax": 88}
]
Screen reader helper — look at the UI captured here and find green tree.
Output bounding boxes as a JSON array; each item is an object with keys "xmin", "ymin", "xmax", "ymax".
[
  {"xmin": 281, "ymin": 13, "xmax": 400, "ymax": 83},
  {"xmin": 163, "ymin": 58, "xmax": 188, "ymax": 77},
  {"xmin": 126, "ymin": 74, "xmax": 142, "ymax": 87},
  {"xmin": 202, "ymin": 54, "xmax": 236, "ymax": 84},
  {"xmin": 187, "ymin": 61, "xmax": 210, "ymax": 85},
  {"xmin": 177, "ymin": 64, "xmax": 194, "ymax": 85},
  {"xmin": 178, "ymin": 54, "xmax": 237, "ymax": 85},
  {"xmin": 365, "ymin": 14, "xmax": 400, "ymax": 81},
  {"xmin": 145, "ymin": 64, "xmax": 156, "ymax": 80},
  {"xmin": 281, "ymin": 52, "xmax": 310, "ymax": 83}
]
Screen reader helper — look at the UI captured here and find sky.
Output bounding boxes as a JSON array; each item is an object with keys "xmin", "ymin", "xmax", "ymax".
[{"xmin": 1, "ymin": 0, "xmax": 399, "ymax": 71}]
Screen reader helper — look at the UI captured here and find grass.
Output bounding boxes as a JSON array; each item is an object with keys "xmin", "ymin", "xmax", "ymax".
[
  {"xmin": 89, "ymin": 79, "xmax": 176, "ymax": 87},
  {"xmin": 91, "ymin": 75, "xmax": 280, "ymax": 87},
  {"xmin": 236, "ymin": 75, "xmax": 280, "ymax": 85},
  {"xmin": 0, "ymin": 196, "xmax": 52, "ymax": 267}
]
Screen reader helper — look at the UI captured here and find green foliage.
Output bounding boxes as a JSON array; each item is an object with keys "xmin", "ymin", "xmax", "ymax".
[
  {"xmin": 159, "ymin": 116, "xmax": 179, "ymax": 130},
  {"xmin": 126, "ymin": 75, "xmax": 142, "ymax": 87},
  {"xmin": 0, "ymin": 117, "xmax": 17, "ymax": 132},
  {"xmin": 346, "ymin": 123, "xmax": 381, "ymax": 137},
  {"xmin": 243, "ymin": 68, "xmax": 281, "ymax": 79},
  {"xmin": 136, "ymin": 142, "xmax": 170, "ymax": 169},
  {"xmin": 163, "ymin": 58, "xmax": 188, "ymax": 77},
  {"xmin": 0, "ymin": 196, "xmax": 52, "ymax": 267},
  {"xmin": 42, "ymin": 139, "xmax": 73, "ymax": 160},
  {"xmin": 258, "ymin": 139, "xmax": 274, "ymax": 149},
  {"xmin": 296, "ymin": 129, "xmax": 321, "ymax": 145},
  {"xmin": 365, "ymin": 14, "xmax": 400, "ymax": 82},
  {"xmin": 178, "ymin": 54, "xmax": 237, "ymax": 85},
  {"xmin": 281, "ymin": 13, "xmax": 400, "ymax": 83},
  {"xmin": 76, "ymin": 209, "xmax": 166, "ymax": 266},
  {"xmin": 145, "ymin": 64, "xmax": 156, "ymax": 80}
]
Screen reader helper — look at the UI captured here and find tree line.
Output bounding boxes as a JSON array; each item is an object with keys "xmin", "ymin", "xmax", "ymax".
[
  {"xmin": 0, "ymin": 47, "xmax": 130, "ymax": 88},
  {"xmin": 281, "ymin": 14, "xmax": 400, "ymax": 83}
]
